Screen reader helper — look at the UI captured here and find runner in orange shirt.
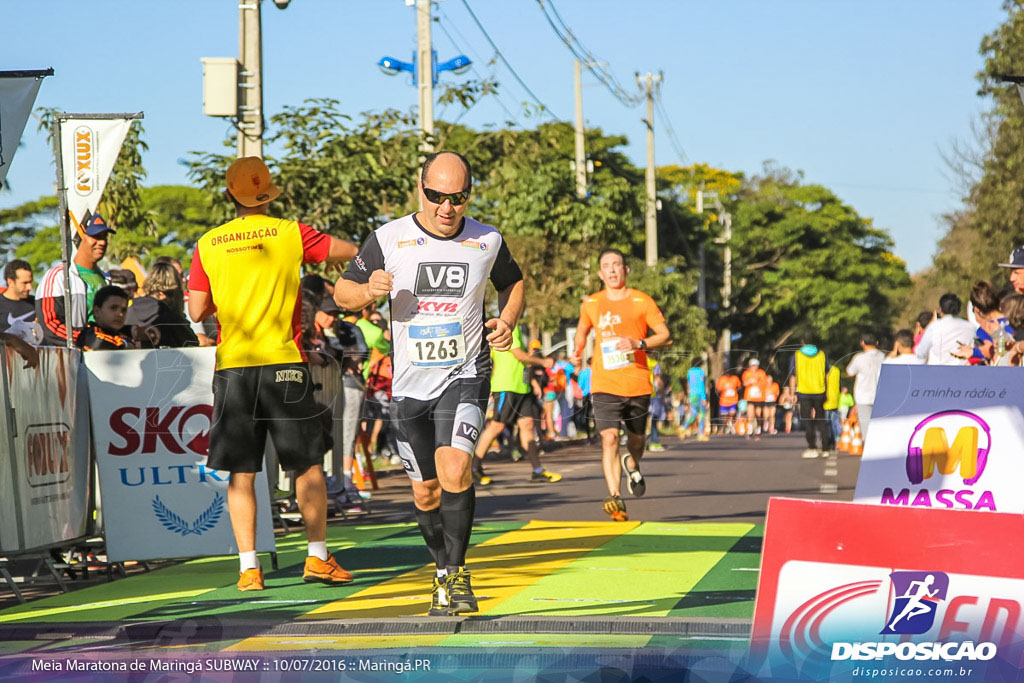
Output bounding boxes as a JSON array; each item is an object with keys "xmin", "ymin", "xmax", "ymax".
[
  {"xmin": 571, "ymin": 249, "xmax": 671, "ymax": 521},
  {"xmin": 741, "ymin": 358, "xmax": 768, "ymax": 440},
  {"xmin": 715, "ymin": 371, "xmax": 741, "ymax": 434}
]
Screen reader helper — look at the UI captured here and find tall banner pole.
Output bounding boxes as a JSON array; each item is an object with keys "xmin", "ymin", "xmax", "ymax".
[
  {"xmin": 52, "ymin": 112, "xmax": 143, "ymax": 348},
  {"xmin": 51, "ymin": 115, "xmax": 74, "ymax": 349}
]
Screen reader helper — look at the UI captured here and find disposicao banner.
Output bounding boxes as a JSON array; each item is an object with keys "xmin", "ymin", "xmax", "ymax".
[
  {"xmin": 750, "ymin": 498, "xmax": 1024, "ymax": 682},
  {"xmin": 0, "ymin": 72, "xmax": 46, "ymax": 187},
  {"xmin": 85, "ymin": 347, "xmax": 275, "ymax": 562},
  {"xmin": 59, "ymin": 116, "xmax": 133, "ymax": 232}
]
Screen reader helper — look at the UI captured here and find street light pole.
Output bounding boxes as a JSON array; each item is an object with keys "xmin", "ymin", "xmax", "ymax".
[
  {"xmin": 416, "ymin": 0, "xmax": 433, "ymax": 151},
  {"xmin": 238, "ymin": 0, "xmax": 263, "ymax": 158}
]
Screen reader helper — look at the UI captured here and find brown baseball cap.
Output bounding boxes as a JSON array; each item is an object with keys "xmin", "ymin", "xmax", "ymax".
[{"xmin": 225, "ymin": 156, "xmax": 281, "ymax": 207}]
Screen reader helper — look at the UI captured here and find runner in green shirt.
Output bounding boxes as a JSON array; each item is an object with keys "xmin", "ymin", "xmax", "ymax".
[{"xmin": 472, "ymin": 325, "xmax": 562, "ymax": 485}]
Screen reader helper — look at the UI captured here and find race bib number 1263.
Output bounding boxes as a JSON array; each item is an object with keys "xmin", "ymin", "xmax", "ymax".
[{"xmin": 408, "ymin": 318, "xmax": 467, "ymax": 367}]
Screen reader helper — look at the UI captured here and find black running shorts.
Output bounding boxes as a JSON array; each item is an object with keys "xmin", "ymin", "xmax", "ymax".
[
  {"xmin": 592, "ymin": 392, "xmax": 651, "ymax": 436},
  {"xmin": 208, "ymin": 362, "xmax": 326, "ymax": 473},
  {"xmin": 493, "ymin": 390, "xmax": 541, "ymax": 426},
  {"xmin": 393, "ymin": 378, "xmax": 488, "ymax": 482}
]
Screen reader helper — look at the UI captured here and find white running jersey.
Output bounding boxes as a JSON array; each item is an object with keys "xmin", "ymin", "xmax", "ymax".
[{"xmin": 342, "ymin": 213, "xmax": 522, "ymax": 401}]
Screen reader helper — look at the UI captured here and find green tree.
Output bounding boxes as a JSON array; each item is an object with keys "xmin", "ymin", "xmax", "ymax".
[
  {"xmin": 184, "ymin": 99, "xmax": 421, "ymax": 241},
  {"xmin": 915, "ymin": 1, "xmax": 1024, "ymax": 301},
  {"xmin": 0, "ymin": 196, "xmax": 59, "ymax": 271},
  {"xmin": 727, "ymin": 165, "xmax": 910, "ymax": 367}
]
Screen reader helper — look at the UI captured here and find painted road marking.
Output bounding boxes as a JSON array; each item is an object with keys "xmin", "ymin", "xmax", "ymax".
[
  {"xmin": 298, "ymin": 521, "xmax": 637, "ymax": 620},
  {"xmin": 489, "ymin": 523, "xmax": 753, "ymax": 618}
]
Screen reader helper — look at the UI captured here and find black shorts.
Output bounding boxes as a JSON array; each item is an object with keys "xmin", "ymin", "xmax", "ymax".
[
  {"xmin": 362, "ymin": 396, "xmax": 387, "ymax": 421},
  {"xmin": 763, "ymin": 401, "xmax": 777, "ymax": 409},
  {"xmin": 493, "ymin": 390, "xmax": 541, "ymax": 426},
  {"xmin": 591, "ymin": 393, "xmax": 651, "ymax": 436},
  {"xmin": 393, "ymin": 378, "xmax": 488, "ymax": 482},
  {"xmin": 208, "ymin": 362, "xmax": 326, "ymax": 474}
]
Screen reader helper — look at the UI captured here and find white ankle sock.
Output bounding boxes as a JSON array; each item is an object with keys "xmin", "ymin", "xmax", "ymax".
[
  {"xmin": 308, "ymin": 541, "xmax": 328, "ymax": 561},
  {"xmin": 436, "ymin": 568, "xmax": 448, "ymax": 578},
  {"xmin": 239, "ymin": 550, "xmax": 259, "ymax": 572}
]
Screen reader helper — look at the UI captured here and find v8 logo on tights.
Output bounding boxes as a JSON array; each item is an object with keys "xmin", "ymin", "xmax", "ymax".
[{"xmin": 456, "ymin": 422, "xmax": 479, "ymax": 442}]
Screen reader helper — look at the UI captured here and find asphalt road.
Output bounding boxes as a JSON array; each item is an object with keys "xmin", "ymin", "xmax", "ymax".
[{"xmin": 362, "ymin": 431, "xmax": 862, "ymax": 526}]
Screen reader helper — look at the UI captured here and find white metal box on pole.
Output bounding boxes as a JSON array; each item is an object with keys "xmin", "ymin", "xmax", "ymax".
[{"xmin": 201, "ymin": 57, "xmax": 239, "ymax": 117}]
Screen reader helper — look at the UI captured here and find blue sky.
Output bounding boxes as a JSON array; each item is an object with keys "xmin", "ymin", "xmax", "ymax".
[{"xmin": 0, "ymin": 0, "xmax": 1007, "ymax": 273}]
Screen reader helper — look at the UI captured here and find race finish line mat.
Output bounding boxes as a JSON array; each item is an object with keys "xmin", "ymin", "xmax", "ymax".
[{"xmin": 0, "ymin": 521, "xmax": 761, "ymax": 658}]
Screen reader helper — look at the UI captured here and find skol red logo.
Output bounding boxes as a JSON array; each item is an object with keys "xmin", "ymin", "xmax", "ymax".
[{"xmin": 108, "ymin": 405, "xmax": 213, "ymax": 456}]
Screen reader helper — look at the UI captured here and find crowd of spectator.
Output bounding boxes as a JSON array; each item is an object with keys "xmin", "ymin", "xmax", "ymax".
[{"xmin": 3, "ymin": 237, "xmax": 1022, "ymax": 472}]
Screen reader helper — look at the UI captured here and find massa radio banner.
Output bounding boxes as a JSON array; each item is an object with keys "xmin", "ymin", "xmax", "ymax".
[{"xmin": 853, "ymin": 365, "xmax": 1024, "ymax": 514}]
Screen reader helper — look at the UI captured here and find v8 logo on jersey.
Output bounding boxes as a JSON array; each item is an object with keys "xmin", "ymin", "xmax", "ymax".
[{"xmin": 415, "ymin": 262, "xmax": 468, "ymax": 297}]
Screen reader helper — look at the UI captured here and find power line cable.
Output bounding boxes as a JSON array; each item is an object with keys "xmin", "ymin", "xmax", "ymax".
[
  {"xmin": 654, "ymin": 91, "xmax": 687, "ymax": 163},
  {"xmin": 460, "ymin": 0, "xmax": 559, "ymax": 120},
  {"xmin": 435, "ymin": 7, "xmax": 523, "ymax": 125},
  {"xmin": 536, "ymin": 0, "xmax": 643, "ymax": 108}
]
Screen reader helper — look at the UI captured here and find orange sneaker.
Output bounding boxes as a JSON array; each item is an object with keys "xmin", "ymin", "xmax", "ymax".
[
  {"xmin": 602, "ymin": 496, "xmax": 629, "ymax": 522},
  {"xmin": 303, "ymin": 555, "xmax": 354, "ymax": 585},
  {"xmin": 237, "ymin": 568, "xmax": 264, "ymax": 591}
]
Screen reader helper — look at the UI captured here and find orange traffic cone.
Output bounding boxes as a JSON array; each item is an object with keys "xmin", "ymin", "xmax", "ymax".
[
  {"xmin": 849, "ymin": 421, "xmax": 864, "ymax": 456},
  {"xmin": 838, "ymin": 420, "xmax": 852, "ymax": 453}
]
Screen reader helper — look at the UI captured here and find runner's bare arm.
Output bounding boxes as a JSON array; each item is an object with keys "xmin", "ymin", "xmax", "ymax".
[
  {"xmin": 571, "ymin": 309, "xmax": 593, "ymax": 368},
  {"xmin": 334, "ymin": 270, "xmax": 393, "ymax": 312},
  {"xmin": 325, "ymin": 237, "xmax": 359, "ymax": 264},
  {"xmin": 486, "ymin": 279, "xmax": 524, "ymax": 351},
  {"xmin": 620, "ymin": 321, "xmax": 671, "ymax": 352},
  {"xmin": 187, "ymin": 289, "xmax": 216, "ymax": 323},
  {"xmin": 512, "ymin": 347, "xmax": 554, "ymax": 368}
]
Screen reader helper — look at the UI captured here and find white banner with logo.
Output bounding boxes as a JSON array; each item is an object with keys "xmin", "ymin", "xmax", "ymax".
[
  {"xmin": 853, "ymin": 365, "xmax": 1024, "ymax": 514},
  {"xmin": 59, "ymin": 117, "xmax": 133, "ymax": 231},
  {"xmin": 0, "ymin": 345, "xmax": 92, "ymax": 553},
  {"xmin": 0, "ymin": 74, "xmax": 46, "ymax": 187},
  {"xmin": 85, "ymin": 347, "xmax": 275, "ymax": 562}
]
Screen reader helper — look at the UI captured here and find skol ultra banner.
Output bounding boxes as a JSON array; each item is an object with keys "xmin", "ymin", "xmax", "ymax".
[
  {"xmin": 853, "ymin": 365, "xmax": 1024, "ymax": 513},
  {"xmin": 0, "ymin": 345, "xmax": 91, "ymax": 553},
  {"xmin": 58, "ymin": 117, "xmax": 133, "ymax": 232},
  {"xmin": 0, "ymin": 72, "xmax": 47, "ymax": 187},
  {"xmin": 750, "ymin": 498, "xmax": 1024, "ymax": 682},
  {"xmin": 85, "ymin": 347, "xmax": 275, "ymax": 562}
]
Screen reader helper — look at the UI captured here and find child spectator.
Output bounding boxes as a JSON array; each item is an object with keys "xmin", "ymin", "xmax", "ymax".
[{"xmin": 77, "ymin": 285, "xmax": 155, "ymax": 350}]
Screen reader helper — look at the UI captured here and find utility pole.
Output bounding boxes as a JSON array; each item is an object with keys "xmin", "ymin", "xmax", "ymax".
[
  {"xmin": 574, "ymin": 59, "xmax": 586, "ymax": 199},
  {"xmin": 416, "ymin": 0, "xmax": 434, "ymax": 151},
  {"xmin": 637, "ymin": 71, "xmax": 662, "ymax": 267},
  {"xmin": 720, "ymin": 210, "xmax": 733, "ymax": 368},
  {"xmin": 238, "ymin": 0, "xmax": 263, "ymax": 158},
  {"xmin": 696, "ymin": 185, "xmax": 706, "ymax": 310}
]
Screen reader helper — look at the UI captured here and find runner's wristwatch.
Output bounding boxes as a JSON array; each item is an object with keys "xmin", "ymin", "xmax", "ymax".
[{"xmin": 638, "ymin": 339, "xmax": 647, "ymax": 350}]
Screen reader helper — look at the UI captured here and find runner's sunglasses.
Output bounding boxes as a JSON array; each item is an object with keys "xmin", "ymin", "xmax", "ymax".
[{"xmin": 422, "ymin": 186, "xmax": 471, "ymax": 206}]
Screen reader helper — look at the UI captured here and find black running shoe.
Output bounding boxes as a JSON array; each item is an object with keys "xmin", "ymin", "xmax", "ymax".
[
  {"xmin": 621, "ymin": 453, "xmax": 646, "ymax": 497},
  {"xmin": 428, "ymin": 576, "xmax": 450, "ymax": 616},
  {"xmin": 472, "ymin": 469, "xmax": 492, "ymax": 486},
  {"xmin": 446, "ymin": 568, "xmax": 479, "ymax": 614},
  {"xmin": 530, "ymin": 469, "xmax": 562, "ymax": 483}
]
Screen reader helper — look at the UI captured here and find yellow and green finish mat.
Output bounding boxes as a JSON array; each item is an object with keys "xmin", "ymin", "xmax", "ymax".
[{"xmin": 0, "ymin": 521, "xmax": 761, "ymax": 653}]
